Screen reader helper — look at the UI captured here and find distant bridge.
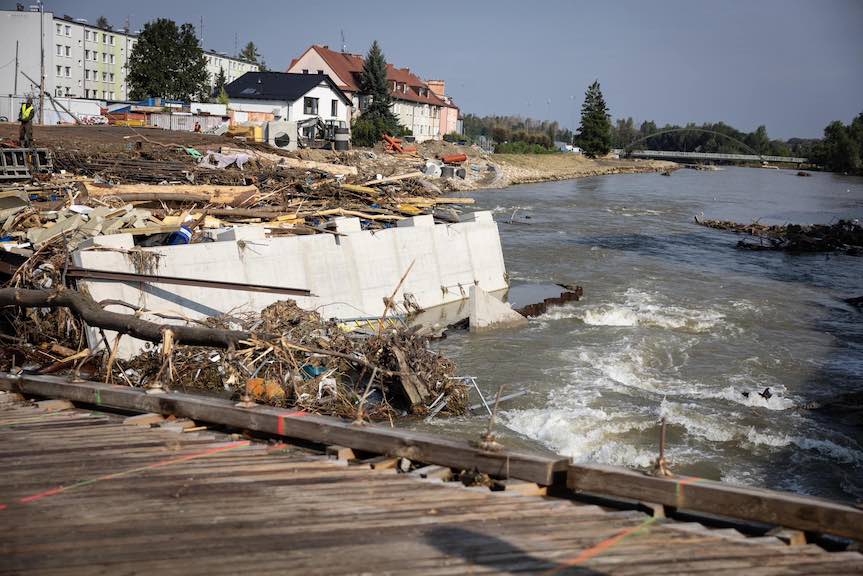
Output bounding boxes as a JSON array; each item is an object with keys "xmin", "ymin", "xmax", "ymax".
[{"xmin": 625, "ymin": 149, "xmax": 809, "ymax": 165}]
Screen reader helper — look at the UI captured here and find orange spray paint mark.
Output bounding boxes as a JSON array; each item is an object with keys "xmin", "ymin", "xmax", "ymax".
[
  {"xmin": 277, "ymin": 410, "xmax": 308, "ymax": 435},
  {"xmin": 547, "ymin": 516, "xmax": 658, "ymax": 573},
  {"xmin": 17, "ymin": 440, "xmax": 251, "ymax": 505}
]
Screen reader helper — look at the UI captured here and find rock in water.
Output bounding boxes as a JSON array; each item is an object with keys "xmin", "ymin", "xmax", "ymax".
[{"xmin": 469, "ymin": 286, "xmax": 528, "ymax": 332}]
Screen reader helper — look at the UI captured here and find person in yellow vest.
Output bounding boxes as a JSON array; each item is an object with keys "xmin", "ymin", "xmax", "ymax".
[{"xmin": 18, "ymin": 96, "xmax": 35, "ymax": 148}]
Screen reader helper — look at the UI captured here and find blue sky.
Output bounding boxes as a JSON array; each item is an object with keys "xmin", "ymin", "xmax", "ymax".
[{"xmin": 12, "ymin": 0, "xmax": 863, "ymax": 138}]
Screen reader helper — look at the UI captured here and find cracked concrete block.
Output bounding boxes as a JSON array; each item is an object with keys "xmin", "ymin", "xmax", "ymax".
[{"xmin": 469, "ymin": 285, "xmax": 527, "ymax": 332}]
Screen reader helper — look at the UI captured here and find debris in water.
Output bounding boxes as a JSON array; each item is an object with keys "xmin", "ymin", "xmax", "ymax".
[{"xmin": 694, "ymin": 216, "xmax": 863, "ymax": 255}]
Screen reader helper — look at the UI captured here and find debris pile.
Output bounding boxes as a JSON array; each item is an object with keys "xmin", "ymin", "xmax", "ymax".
[
  {"xmin": 0, "ymin": 126, "xmax": 485, "ymax": 421},
  {"xmin": 694, "ymin": 216, "xmax": 863, "ymax": 255},
  {"xmin": 0, "ymin": 287, "xmax": 466, "ymax": 420},
  {"xmin": 122, "ymin": 300, "xmax": 465, "ymax": 419}
]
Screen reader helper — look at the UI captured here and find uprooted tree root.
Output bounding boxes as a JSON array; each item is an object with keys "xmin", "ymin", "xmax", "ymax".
[
  {"xmin": 694, "ymin": 216, "xmax": 863, "ymax": 255},
  {"xmin": 0, "ymin": 288, "xmax": 467, "ymax": 421}
]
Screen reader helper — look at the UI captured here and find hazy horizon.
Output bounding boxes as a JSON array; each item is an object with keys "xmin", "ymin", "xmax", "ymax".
[{"xmin": 8, "ymin": 0, "xmax": 862, "ymax": 139}]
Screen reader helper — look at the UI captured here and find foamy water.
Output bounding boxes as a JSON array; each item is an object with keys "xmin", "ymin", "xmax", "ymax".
[{"xmin": 433, "ymin": 168, "xmax": 863, "ymax": 501}]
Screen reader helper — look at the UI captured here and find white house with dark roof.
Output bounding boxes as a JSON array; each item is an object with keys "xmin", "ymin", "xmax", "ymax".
[{"xmin": 223, "ymin": 71, "xmax": 352, "ymax": 128}]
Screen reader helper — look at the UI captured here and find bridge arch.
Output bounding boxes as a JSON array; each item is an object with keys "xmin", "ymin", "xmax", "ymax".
[{"xmin": 622, "ymin": 128, "xmax": 763, "ymax": 160}]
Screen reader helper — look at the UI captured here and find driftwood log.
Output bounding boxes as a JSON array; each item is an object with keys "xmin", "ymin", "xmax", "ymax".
[{"xmin": 0, "ymin": 287, "xmax": 396, "ymax": 377}]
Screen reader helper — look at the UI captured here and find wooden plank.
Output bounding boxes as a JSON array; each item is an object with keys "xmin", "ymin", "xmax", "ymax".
[
  {"xmin": 411, "ymin": 465, "xmax": 453, "ymax": 481},
  {"xmin": 362, "ymin": 455, "xmax": 399, "ymax": 470},
  {"xmin": 123, "ymin": 413, "xmax": 164, "ymax": 427},
  {"xmin": 326, "ymin": 445, "xmax": 355, "ymax": 461},
  {"xmin": 499, "ymin": 479, "xmax": 547, "ymax": 497},
  {"xmin": 0, "ymin": 373, "xmax": 568, "ymax": 485},
  {"xmin": 567, "ymin": 463, "xmax": 863, "ymax": 541},
  {"xmin": 35, "ymin": 399, "xmax": 74, "ymax": 412},
  {"xmin": 83, "ymin": 182, "xmax": 260, "ymax": 205}
]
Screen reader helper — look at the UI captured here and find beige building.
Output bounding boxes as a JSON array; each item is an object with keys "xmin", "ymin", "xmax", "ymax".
[{"xmin": 287, "ymin": 45, "xmax": 460, "ymax": 141}]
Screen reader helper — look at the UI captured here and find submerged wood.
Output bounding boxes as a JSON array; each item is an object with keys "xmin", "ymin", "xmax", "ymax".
[{"xmin": 694, "ymin": 216, "xmax": 863, "ymax": 255}]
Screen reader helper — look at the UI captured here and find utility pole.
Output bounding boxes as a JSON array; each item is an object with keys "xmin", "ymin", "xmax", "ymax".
[
  {"xmin": 13, "ymin": 41, "xmax": 19, "ymax": 96},
  {"xmin": 199, "ymin": 16, "xmax": 204, "ymax": 46},
  {"xmin": 39, "ymin": 0, "xmax": 45, "ymax": 124}
]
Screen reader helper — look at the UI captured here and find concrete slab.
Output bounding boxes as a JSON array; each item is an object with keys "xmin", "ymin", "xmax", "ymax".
[
  {"xmin": 469, "ymin": 285, "xmax": 527, "ymax": 332},
  {"xmin": 73, "ymin": 212, "xmax": 509, "ymax": 357}
]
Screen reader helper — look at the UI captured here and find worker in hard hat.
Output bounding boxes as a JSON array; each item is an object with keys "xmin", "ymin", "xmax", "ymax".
[{"xmin": 18, "ymin": 96, "xmax": 35, "ymax": 149}]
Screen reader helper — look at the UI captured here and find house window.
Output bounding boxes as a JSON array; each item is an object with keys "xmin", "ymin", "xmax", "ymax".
[
  {"xmin": 65, "ymin": 46, "xmax": 71, "ymax": 57},
  {"xmin": 304, "ymin": 97, "xmax": 319, "ymax": 115},
  {"xmin": 65, "ymin": 25, "xmax": 71, "ymax": 36},
  {"xmin": 56, "ymin": 44, "xmax": 62, "ymax": 56},
  {"xmin": 103, "ymin": 90, "xmax": 107, "ymax": 99},
  {"xmin": 110, "ymin": 54, "xmax": 115, "ymax": 64},
  {"xmin": 56, "ymin": 65, "xmax": 61, "ymax": 75},
  {"xmin": 331, "ymin": 99, "xmax": 338, "ymax": 117},
  {"xmin": 109, "ymin": 35, "xmax": 115, "ymax": 45},
  {"xmin": 102, "ymin": 53, "xmax": 108, "ymax": 63},
  {"xmin": 302, "ymin": 69, "xmax": 308, "ymax": 74},
  {"xmin": 102, "ymin": 33, "xmax": 107, "ymax": 43},
  {"xmin": 109, "ymin": 73, "xmax": 114, "ymax": 82},
  {"xmin": 56, "ymin": 23, "xmax": 62, "ymax": 34},
  {"xmin": 110, "ymin": 91, "xmax": 114, "ymax": 100},
  {"xmin": 65, "ymin": 66, "xmax": 71, "ymax": 77},
  {"xmin": 55, "ymin": 87, "xmax": 63, "ymax": 96},
  {"xmin": 317, "ymin": 69, "xmax": 323, "ymax": 74},
  {"xmin": 102, "ymin": 72, "xmax": 107, "ymax": 81},
  {"xmin": 85, "ymin": 49, "xmax": 90, "ymax": 60}
]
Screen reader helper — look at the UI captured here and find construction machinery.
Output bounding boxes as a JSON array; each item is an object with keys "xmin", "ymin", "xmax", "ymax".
[{"xmin": 267, "ymin": 118, "xmax": 347, "ymax": 151}]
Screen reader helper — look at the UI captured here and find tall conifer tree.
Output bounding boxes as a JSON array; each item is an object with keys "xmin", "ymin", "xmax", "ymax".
[{"xmin": 577, "ymin": 80, "xmax": 612, "ymax": 157}]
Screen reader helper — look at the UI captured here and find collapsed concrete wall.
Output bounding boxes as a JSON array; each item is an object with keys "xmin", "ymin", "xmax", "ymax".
[{"xmin": 71, "ymin": 210, "xmax": 506, "ymax": 358}]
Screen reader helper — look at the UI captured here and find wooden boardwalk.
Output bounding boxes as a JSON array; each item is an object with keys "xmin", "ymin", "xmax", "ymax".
[{"xmin": 1, "ymin": 397, "xmax": 861, "ymax": 575}]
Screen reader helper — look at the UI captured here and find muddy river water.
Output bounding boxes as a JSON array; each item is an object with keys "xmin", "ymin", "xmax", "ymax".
[{"xmin": 427, "ymin": 166, "xmax": 863, "ymax": 502}]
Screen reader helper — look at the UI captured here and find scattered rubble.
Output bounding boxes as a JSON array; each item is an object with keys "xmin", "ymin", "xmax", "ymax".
[
  {"xmin": 0, "ymin": 126, "xmax": 486, "ymax": 421},
  {"xmin": 695, "ymin": 216, "xmax": 863, "ymax": 255}
]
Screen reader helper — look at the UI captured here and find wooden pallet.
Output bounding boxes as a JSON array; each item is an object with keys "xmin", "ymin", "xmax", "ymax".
[{"xmin": 1, "ymin": 397, "xmax": 861, "ymax": 575}]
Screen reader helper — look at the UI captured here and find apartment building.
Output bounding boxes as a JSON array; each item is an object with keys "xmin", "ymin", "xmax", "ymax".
[
  {"xmin": 204, "ymin": 50, "xmax": 259, "ymax": 92},
  {"xmin": 1, "ymin": 7, "xmax": 257, "ymax": 103}
]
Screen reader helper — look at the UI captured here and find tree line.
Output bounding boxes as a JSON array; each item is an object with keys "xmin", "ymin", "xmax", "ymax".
[{"xmin": 610, "ymin": 113, "xmax": 863, "ymax": 173}]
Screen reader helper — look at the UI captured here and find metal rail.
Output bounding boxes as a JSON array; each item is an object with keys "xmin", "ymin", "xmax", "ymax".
[{"xmin": 67, "ymin": 267, "xmax": 313, "ymax": 297}]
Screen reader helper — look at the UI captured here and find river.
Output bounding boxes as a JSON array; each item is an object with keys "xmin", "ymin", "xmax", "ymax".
[{"xmin": 429, "ymin": 166, "xmax": 863, "ymax": 503}]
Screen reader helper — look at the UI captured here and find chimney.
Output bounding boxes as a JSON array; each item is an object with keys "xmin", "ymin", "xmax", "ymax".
[{"xmin": 427, "ymin": 80, "xmax": 446, "ymax": 98}]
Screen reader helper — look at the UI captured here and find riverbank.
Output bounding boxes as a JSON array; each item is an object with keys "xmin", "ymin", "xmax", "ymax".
[
  {"xmin": 484, "ymin": 153, "xmax": 677, "ymax": 189},
  {"xmin": 346, "ymin": 138, "xmax": 676, "ymax": 190}
]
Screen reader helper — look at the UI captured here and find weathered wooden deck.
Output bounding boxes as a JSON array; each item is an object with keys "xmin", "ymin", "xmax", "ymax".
[{"xmin": 2, "ymin": 396, "xmax": 861, "ymax": 575}]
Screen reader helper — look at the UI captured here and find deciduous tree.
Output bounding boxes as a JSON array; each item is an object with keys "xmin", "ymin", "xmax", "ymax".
[{"xmin": 128, "ymin": 19, "xmax": 209, "ymax": 102}]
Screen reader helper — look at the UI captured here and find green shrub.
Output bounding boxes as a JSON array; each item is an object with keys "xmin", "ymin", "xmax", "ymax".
[
  {"xmin": 351, "ymin": 116, "xmax": 411, "ymax": 147},
  {"xmin": 443, "ymin": 132, "xmax": 467, "ymax": 143}
]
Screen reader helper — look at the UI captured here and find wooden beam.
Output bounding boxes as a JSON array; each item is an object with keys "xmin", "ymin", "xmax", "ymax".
[
  {"xmin": 326, "ymin": 445, "xmax": 355, "ymax": 461},
  {"xmin": 567, "ymin": 464, "xmax": 863, "ymax": 542},
  {"xmin": 0, "ymin": 373, "xmax": 568, "ymax": 485}
]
